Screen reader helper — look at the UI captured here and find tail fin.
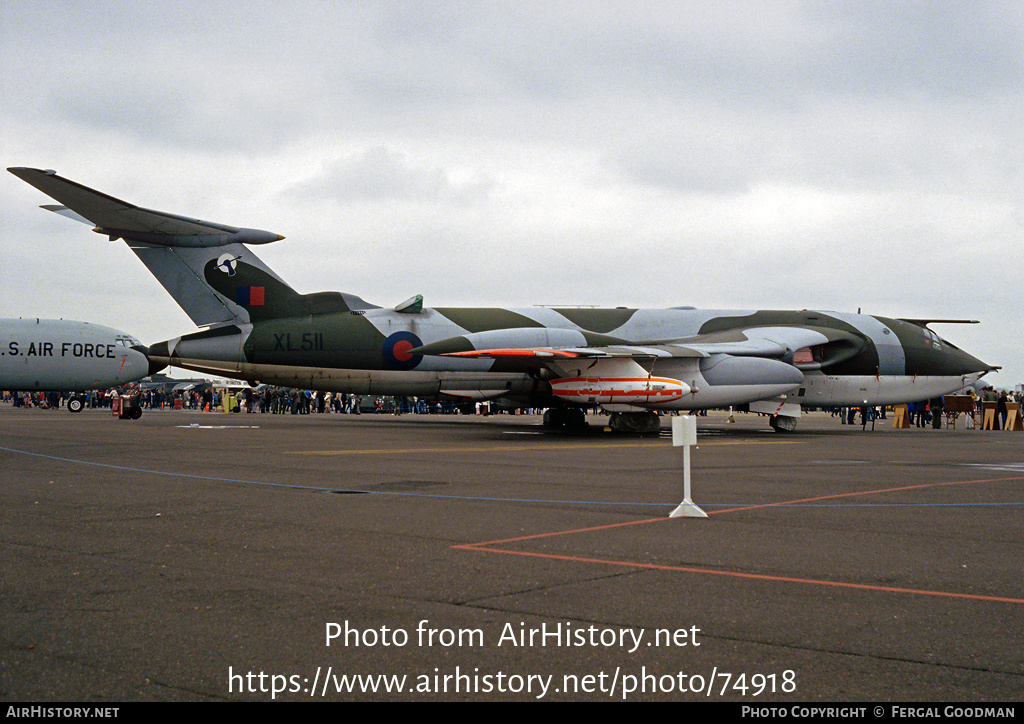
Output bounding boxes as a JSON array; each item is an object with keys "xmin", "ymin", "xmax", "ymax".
[
  {"xmin": 9, "ymin": 167, "xmax": 376, "ymax": 326},
  {"xmin": 130, "ymin": 241, "xmax": 307, "ymax": 326}
]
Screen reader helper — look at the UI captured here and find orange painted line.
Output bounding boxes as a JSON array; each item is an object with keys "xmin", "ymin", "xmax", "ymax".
[
  {"xmin": 453, "ymin": 546, "xmax": 1024, "ymax": 605},
  {"xmin": 710, "ymin": 474, "xmax": 1024, "ymax": 515},
  {"xmin": 452, "ymin": 516, "xmax": 668, "ymax": 548},
  {"xmin": 457, "ymin": 477, "xmax": 1024, "ymax": 547},
  {"xmin": 459, "ymin": 478, "xmax": 1024, "ymax": 547},
  {"xmin": 453, "ymin": 473, "xmax": 1024, "ymax": 605}
]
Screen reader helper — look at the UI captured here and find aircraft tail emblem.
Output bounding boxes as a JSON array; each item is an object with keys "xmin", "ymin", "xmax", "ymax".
[{"xmin": 216, "ymin": 254, "xmax": 242, "ymax": 276}]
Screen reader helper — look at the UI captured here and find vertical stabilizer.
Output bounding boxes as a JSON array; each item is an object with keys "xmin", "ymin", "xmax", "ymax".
[{"xmin": 126, "ymin": 241, "xmax": 307, "ymax": 326}]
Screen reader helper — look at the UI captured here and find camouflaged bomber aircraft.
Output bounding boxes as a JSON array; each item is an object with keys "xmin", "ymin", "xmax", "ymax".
[{"xmin": 10, "ymin": 167, "xmax": 996, "ymax": 432}]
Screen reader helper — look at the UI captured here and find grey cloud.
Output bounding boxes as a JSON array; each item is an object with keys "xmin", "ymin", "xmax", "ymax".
[{"xmin": 288, "ymin": 147, "xmax": 496, "ymax": 204}]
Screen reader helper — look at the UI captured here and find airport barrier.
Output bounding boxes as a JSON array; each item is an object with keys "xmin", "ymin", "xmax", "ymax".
[
  {"xmin": 1005, "ymin": 402, "xmax": 1023, "ymax": 431},
  {"xmin": 892, "ymin": 397, "xmax": 1023, "ymax": 431},
  {"xmin": 982, "ymin": 402, "xmax": 997, "ymax": 430},
  {"xmin": 943, "ymin": 395, "xmax": 974, "ymax": 429}
]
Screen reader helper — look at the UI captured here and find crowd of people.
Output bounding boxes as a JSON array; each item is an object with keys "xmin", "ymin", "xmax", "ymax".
[
  {"xmin": 222, "ymin": 388, "xmax": 511, "ymax": 416},
  {"xmin": 829, "ymin": 386, "xmax": 1020, "ymax": 430},
  {"xmin": 4, "ymin": 384, "xmax": 1020, "ymax": 428},
  {"xmin": 0, "ymin": 385, "xmax": 534, "ymax": 416}
]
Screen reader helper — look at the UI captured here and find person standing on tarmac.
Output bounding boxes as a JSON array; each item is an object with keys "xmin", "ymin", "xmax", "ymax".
[
  {"xmin": 914, "ymin": 400, "xmax": 928, "ymax": 428},
  {"xmin": 930, "ymin": 395, "xmax": 944, "ymax": 429}
]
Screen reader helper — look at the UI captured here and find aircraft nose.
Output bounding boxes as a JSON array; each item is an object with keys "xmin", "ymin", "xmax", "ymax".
[
  {"xmin": 122, "ymin": 346, "xmax": 156, "ymax": 381},
  {"xmin": 951, "ymin": 347, "xmax": 997, "ymax": 377}
]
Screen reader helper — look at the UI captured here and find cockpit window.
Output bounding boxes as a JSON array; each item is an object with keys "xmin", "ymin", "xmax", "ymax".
[{"xmin": 921, "ymin": 328, "xmax": 943, "ymax": 349}]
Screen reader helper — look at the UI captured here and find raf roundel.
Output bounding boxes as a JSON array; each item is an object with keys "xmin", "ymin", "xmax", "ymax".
[{"xmin": 383, "ymin": 331, "xmax": 424, "ymax": 370}]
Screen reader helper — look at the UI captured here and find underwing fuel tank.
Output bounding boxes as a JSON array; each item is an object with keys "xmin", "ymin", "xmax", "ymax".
[
  {"xmin": 548, "ymin": 353, "xmax": 804, "ymax": 409},
  {"xmin": 685, "ymin": 353, "xmax": 805, "ymax": 407},
  {"xmin": 698, "ymin": 353, "xmax": 805, "ymax": 387}
]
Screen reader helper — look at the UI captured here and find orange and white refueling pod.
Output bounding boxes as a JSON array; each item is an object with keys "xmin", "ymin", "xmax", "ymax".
[
  {"xmin": 549, "ymin": 357, "xmax": 689, "ymax": 406},
  {"xmin": 550, "ymin": 375, "xmax": 689, "ymax": 405}
]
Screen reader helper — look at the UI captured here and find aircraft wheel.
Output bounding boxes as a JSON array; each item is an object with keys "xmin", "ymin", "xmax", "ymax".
[
  {"xmin": 67, "ymin": 396, "xmax": 84, "ymax": 413},
  {"xmin": 543, "ymin": 407, "xmax": 588, "ymax": 430},
  {"xmin": 542, "ymin": 408, "xmax": 566, "ymax": 428},
  {"xmin": 565, "ymin": 407, "xmax": 588, "ymax": 431},
  {"xmin": 609, "ymin": 411, "xmax": 661, "ymax": 433},
  {"xmin": 769, "ymin": 414, "xmax": 798, "ymax": 432}
]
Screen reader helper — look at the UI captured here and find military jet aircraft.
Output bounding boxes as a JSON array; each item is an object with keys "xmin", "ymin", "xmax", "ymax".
[
  {"xmin": 9, "ymin": 167, "xmax": 995, "ymax": 431},
  {"xmin": 1, "ymin": 317, "xmax": 151, "ymax": 411}
]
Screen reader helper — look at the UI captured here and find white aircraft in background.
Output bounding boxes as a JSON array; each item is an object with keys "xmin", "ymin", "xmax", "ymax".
[{"xmin": 1, "ymin": 318, "xmax": 152, "ymax": 411}]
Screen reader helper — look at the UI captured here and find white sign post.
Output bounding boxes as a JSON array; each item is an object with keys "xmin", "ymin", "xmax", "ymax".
[{"xmin": 669, "ymin": 416, "xmax": 707, "ymax": 518}]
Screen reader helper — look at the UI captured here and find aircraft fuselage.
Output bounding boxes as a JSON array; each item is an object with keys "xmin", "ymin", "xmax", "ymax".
[
  {"xmin": 10, "ymin": 167, "xmax": 994, "ymax": 422},
  {"xmin": 1, "ymin": 318, "xmax": 150, "ymax": 392},
  {"xmin": 148, "ymin": 306, "xmax": 989, "ymax": 410}
]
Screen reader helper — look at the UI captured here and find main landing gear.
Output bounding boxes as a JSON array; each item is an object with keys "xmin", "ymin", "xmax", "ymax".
[
  {"xmin": 768, "ymin": 414, "xmax": 798, "ymax": 432},
  {"xmin": 607, "ymin": 411, "xmax": 661, "ymax": 434},
  {"xmin": 542, "ymin": 408, "xmax": 664, "ymax": 434},
  {"xmin": 541, "ymin": 407, "xmax": 588, "ymax": 431}
]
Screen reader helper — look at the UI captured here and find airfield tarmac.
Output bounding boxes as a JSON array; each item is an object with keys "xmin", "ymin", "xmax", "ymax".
[{"xmin": 1, "ymin": 406, "xmax": 1021, "ymax": 702}]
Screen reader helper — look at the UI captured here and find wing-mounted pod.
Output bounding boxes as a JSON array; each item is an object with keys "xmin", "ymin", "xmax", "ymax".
[{"xmin": 548, "ymin": 357, "xmax": 690, "ymax": 406}]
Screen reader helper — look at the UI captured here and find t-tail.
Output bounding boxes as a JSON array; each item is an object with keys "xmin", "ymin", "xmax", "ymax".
[{"xmin": 8, "ymin": 167, "xmax": 376, "ymax": 327}]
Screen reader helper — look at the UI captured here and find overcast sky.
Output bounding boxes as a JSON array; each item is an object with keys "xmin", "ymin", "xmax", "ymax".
[{"xmin": 2, "ymin": 1, "xmax": 1021, "ymax": 385}]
